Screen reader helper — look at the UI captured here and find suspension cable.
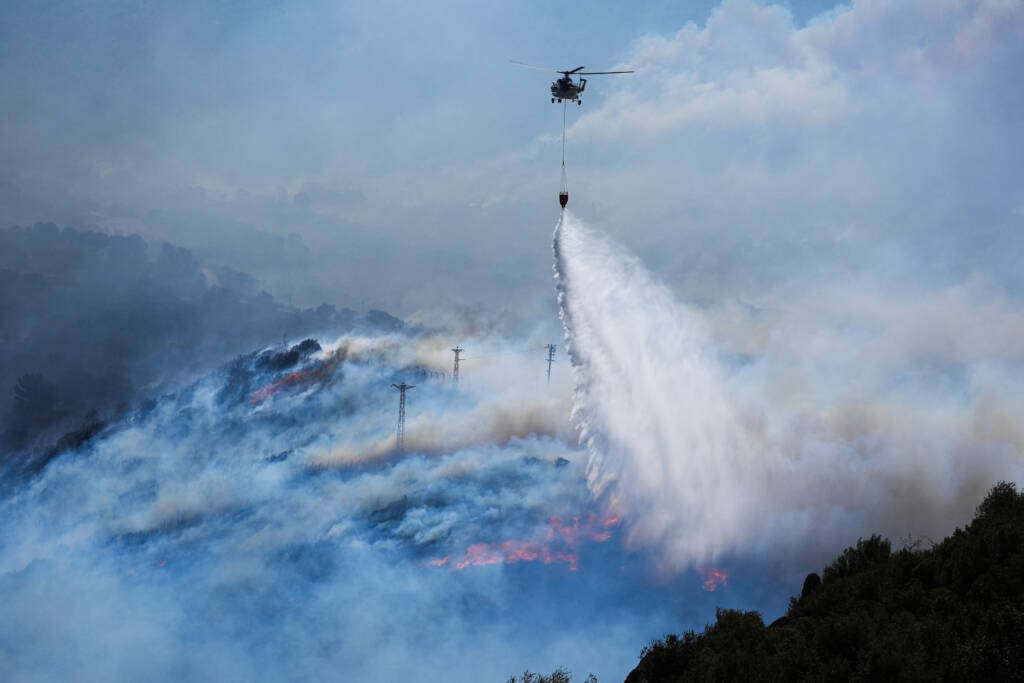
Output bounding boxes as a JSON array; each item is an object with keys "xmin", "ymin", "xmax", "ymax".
[{"xmin": 561, "ymin": 102, "xmax": 566, "ymax": 167}]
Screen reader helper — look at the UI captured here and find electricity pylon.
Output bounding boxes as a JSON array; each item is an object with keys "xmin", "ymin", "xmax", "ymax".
[
  {"xmin": 545, "ymin": 344, "xmax": 556, "ymax": 387},
  {"xmin": 451, "ymin": 346, "xmax": 464, "ymax": 386},
  {"xmin": 391, "ymin": 382, "xmax": 414, "ymax": 453}
]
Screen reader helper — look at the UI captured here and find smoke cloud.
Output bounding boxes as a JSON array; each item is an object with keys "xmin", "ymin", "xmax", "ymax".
[
  {"xmin": 3, "ymin": 212, "xmax": 1020, "ymax": 681},
  {"xmin": 3, "ymin": 2, "xmax": 1022, "ymax": 679},
  {"xmin": 0, "ymin": 327, "xmax": 720, "ymax": 682}
]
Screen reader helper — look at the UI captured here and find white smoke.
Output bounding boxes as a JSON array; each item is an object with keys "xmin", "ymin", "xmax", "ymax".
[
  {"xmin": 554, "ymin": 211, "xmax": 1024, "ymax": 572},
  {"xmin": 0, "ymin": 329, "xmax": 692, "ymax": 682}
]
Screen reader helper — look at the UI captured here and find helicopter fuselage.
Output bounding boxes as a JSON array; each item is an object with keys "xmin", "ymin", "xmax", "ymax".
[{"xmin": 550, "ymin": 76, "xmax": 586, "ymax": 103}]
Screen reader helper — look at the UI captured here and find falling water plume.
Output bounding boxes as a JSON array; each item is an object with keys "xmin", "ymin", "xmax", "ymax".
[{"xmin": 553, "ymin": 212, "xmax": 761, "ymax": 570}]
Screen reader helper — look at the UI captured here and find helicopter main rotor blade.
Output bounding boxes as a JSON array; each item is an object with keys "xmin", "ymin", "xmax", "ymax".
[
  {"xmin": 510, "ymin": 60, "xmax": 562, "ymax": 73},
  {"xmin": 578, "ymin": 70, "xmax": 635, "ymax": 75},
  {"xmin": 568, "ymin": 66, "xmax": 586, "ymax": 74}
]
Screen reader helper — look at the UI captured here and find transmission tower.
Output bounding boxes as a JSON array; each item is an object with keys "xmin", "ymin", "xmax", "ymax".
[
  {"xmin": 545, "ymin": 344, "xmax": 556, "ymax": 387},
  {"xmin": 451, "ymin": 346, "xmax": 464, "ymax": 386},
  {"xmin": 391, "ymin": 382, "xmax": 415, "ymax": 453}
]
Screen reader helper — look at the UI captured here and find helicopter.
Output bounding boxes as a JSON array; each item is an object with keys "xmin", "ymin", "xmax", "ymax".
[{"xmin": 511, "ymin": 61, "xmax": 634, "ymax": 105}]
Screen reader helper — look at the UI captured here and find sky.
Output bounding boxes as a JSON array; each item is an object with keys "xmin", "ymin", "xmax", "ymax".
[
  {"xmin": 3, "ymin": 1, "xmax": 1024, "ymax": 680},
  {"xmin": 0, "ymin": 0, "xmax": 940, "ymax": 316}
]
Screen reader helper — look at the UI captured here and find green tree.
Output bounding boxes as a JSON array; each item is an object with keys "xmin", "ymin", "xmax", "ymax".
[{"xmin": 625, "ymin": 482, "xmax": 1024, "ymax": 683}]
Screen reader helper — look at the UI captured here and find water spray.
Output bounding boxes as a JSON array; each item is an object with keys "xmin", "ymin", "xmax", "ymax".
[{"xmin": 553, "ymin": 211, "xmax": 758, "ymax": 570}]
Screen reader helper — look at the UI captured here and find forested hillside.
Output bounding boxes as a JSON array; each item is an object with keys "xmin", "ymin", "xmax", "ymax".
[
  {"xmin": 627, "ymin": 481, "xmax": 1024, "ymax": 682},
  {"xmin": 0, "ymin": 223, "xmax": 404, "ymax": 454}
]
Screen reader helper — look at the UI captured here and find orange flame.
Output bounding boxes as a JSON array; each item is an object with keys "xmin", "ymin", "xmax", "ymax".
[
  {"xmin": 431, "ymin": 513, "xmax": 619, "ymax": 572},
  {"xmin": 454, "ymin": 540, "xmax": 580, "ymax": 571},
  {"xmin": 698, "ymin": 567, "xmax": 728, "ymax": 591},
  {"xmin": 250, "ymin": 371, "xmax": 310, "ymax": 403}
]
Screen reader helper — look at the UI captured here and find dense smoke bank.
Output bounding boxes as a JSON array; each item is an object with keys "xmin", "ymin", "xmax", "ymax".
[
  {"xmin": 0, "ymin": 327, "xmax": 694, "ymax": 682},
  {"xmin": 2, "ymin": 211, "xmax": 1021, "ymax": 681}
]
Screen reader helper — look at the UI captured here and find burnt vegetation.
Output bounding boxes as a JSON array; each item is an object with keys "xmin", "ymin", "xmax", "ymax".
[{"xmin": 626, "ymin": 481, "xmax": 1024, "ymax": 682}]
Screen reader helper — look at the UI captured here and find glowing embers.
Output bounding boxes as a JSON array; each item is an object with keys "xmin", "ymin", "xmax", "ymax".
[
  {"xmin": 429, "ymin": 513, "xmax": 619, "ymax": 572},
  {"xmin": 698, "ymin": 567, "xmax": 729, "ymax": 591},
  {"xmin": 250, "ymin": 371, "xmax": 310, "ymax": 403}
]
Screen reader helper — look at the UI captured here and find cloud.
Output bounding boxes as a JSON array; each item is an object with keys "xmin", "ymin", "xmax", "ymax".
[
  {"xmin": 574, "ymin": 1, "xmax": 852, "ymax": 139},
  {"xmin": 558, "ymin": 0, "xmax": 1023, "ymax": 305},
  {"xmin": 577, "ymin": 0, "xmax": 1022, "ymax": 140}
]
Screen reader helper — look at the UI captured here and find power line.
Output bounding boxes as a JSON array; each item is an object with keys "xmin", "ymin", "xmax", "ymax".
[
  {"xmin": 391, "ymin": 382, "xmax": 414, "ymax": 453},
  {"xmin": 559, "ymin": 102, "xmax": 568, "ymax": 208}
]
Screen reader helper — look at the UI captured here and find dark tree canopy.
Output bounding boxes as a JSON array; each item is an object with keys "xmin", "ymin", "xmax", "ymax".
[
  {"xmin": 626, "ymin": 481, "xmax": 1024, "ymax": 683},
  {"xmin": 506, "ymin": 668, "xmax": 597, "ymax": 683}
]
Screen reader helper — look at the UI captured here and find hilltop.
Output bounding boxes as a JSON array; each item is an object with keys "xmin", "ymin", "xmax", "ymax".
[
  {"xmin": 626, "ymin": 481, "xmax": 1024, "ymax": 682},
  {"xmin": 0, "ymin": 222, "xmax": 405, "ymax": 454}
]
